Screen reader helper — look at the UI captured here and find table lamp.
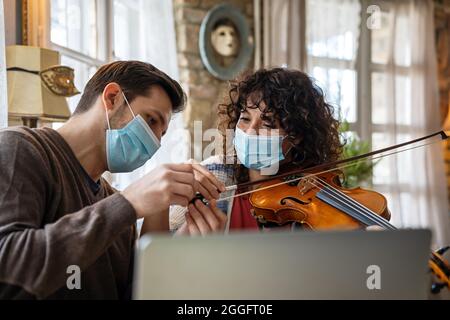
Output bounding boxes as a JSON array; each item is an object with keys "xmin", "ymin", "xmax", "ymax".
[{"xmin": 6, "ymin": 45, "xmax": 79, "ymax": 128}]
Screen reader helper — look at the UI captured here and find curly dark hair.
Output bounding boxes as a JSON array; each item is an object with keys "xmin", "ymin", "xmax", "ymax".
[{"xmin": 218, "ymin": 68, "xmax": 344, "ymax": 184}]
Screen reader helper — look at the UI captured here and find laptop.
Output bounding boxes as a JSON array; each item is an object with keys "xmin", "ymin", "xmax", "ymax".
[{"xmin": 133, "ymin": 230, "xmax": 432, "ymax": 300}]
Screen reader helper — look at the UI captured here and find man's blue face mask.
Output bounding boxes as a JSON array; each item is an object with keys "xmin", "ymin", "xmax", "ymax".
[
  {"xmin": 105, "ymin": 92, "xmax": 161, "ymax": 173},
  {"xmin": 234, "ymin": 127, "xmax": 287, "ymax": 171}
]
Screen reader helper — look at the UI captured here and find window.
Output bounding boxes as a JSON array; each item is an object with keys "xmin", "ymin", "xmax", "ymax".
[
  {"xmin": 306, "ymin": 0, "xmax": 361, "ymax": 126},
  {"xmin": 366, "ymin": 2, "xmax": 413, "ymax": 190},
  {"xmin": 306, "ymin": 1, "xmax": 413, "ymax": 167},
  {"xmin": 48, "ymin": 0, "xmax": 180, "ymax": 112},
  {"xmin": 305, "ymin": 0, "xmax": 441, "ymax": 231},
  {"xmin": 50, "ymin": 0, "xmax": 110, "ymax": 112},
  {"xmin": 113, "ymin": 0, "xmax": 142, "ymax": 60},
  {"xmin": 51, "ymin": 0, "xmax": 101, "ymax": 59}
]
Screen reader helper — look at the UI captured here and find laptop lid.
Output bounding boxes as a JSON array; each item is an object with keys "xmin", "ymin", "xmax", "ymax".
[{"xmin": 134, "ymin": 230, "xmax": 431, "ymax": 300}]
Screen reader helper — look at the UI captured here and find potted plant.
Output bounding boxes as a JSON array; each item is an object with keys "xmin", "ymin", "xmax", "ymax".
[{"xmin": 339, "ymin": 121, "xmax": 378, "ymax": 188}]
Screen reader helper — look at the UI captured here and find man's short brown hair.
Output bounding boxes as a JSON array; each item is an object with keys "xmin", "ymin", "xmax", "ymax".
[{"xmin": 73, "ymin": 61, "xmax": 186, "ymax": 115}]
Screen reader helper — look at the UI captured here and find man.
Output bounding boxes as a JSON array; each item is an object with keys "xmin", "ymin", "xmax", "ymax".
[{"xmin": 0, "ymin": 61, "xmax": 226, "ymax": 300}]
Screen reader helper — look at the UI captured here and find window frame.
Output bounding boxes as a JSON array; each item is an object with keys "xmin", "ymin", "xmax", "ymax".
[
  {"xmin": 43, "ymin": 0, "xmax": 128, "ymax": 114},
  {"xmin": 305, "ymin": 1, "xmax": 361, "ymax": 133},
  {"xmin": 45, "ymin": 0, "xmax": 115, "ymax": 69},
  {"xmin": 359, "ymin": 0, "xmax": 417, "ymax": 192}
]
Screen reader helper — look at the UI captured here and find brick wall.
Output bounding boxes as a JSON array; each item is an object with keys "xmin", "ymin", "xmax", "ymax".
[{"xmin": 173, "ymin": 0, "xmax": 254, "ymax": 158}]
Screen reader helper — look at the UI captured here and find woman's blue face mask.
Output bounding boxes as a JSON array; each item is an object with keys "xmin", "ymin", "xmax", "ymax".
[
  {"xmin": 234, "ymin": 127, "xmax": 287, "ymax": 170},
  {"xmin": 105, "ymin": 92, "xmax": 161, "ymax": 173}
]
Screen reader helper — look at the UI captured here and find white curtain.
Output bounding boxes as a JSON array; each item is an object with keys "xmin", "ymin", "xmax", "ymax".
[
  {"xmin": 261, "ymin": 0, "xmax": 306, "ymax": 70},
  {"xmin": 111, "ymin": 0, "xmax": 189, "ymax": 190},
  {"xmin": 306, "ymin": 0, "xmax": 361, "ymax": 64},
  {"xmin": 377, "ymin": 0, "xmax": 450, "ymax": 247},
  {"xmin": 0, "ymin": 0, "xmax": 7, "ymax": 129},
  {"xmin": 306, "ymin": 0, "xmax": 361, "ymax": 122}
]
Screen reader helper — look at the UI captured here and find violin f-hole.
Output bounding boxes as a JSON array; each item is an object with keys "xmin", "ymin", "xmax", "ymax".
[{"xmin": 281, "ymin": 197, "xmax": 312, "ymax": 206}]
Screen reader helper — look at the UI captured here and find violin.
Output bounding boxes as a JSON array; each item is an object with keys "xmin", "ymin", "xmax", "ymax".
[
  {"xmin": 222, "ymin": 131, "xmax": 450, "ymax": 294},
  {"xmin": 249, "ymin": 169, "xmax": 391, "ymax": 230}
]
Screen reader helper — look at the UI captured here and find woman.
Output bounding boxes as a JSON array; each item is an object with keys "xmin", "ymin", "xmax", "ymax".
[{"xmin": 173, "ymin": 68, "xmax": 344, "ymax": 235}]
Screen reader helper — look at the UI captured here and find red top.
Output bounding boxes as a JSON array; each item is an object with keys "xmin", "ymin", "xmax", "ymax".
[{"xmin": 229, "ymin": 195, "xmax": 260, "ymax": 230}]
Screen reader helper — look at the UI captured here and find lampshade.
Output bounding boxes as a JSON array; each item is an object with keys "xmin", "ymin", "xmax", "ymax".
[{"xmin": 6, "ymin": 45, "xmax": 74, "ymax": 127}]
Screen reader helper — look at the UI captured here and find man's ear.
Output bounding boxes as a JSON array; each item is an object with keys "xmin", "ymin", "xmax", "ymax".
[{"xmin": 102, "ymin": 83, "xmax": 122, "ymax": 111}]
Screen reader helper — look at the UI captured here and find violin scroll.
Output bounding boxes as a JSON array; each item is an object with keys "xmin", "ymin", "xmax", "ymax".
[{"xmin": 430, "ymin": 247, "xmax": 450, "ymax": 294}]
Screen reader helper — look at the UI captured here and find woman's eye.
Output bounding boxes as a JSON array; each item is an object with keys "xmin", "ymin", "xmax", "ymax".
[{"xmin": 239, "ymin": 117, "xmax": 250, "ymax": 122}]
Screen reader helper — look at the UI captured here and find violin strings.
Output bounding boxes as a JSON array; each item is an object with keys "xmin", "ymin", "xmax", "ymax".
[
  {"xmin": 308, "ymin": 177, "xmax": 396, "ymax": 229},
  {"xmin": 218, "ymin": 139, "xmax": 439, "ymax": 203},
  {"xmin": 316, "ymin": 178, "xmax": 395, "ymax": 229},
  {"xmin": 307, "ymin": 178, "xmax": 386, "ymax": 228}
]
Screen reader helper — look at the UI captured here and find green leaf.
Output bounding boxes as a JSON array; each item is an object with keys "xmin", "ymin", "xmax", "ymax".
[{"xmin": 338, "ymin": 118, "xmax": 379, "ymax": 188}]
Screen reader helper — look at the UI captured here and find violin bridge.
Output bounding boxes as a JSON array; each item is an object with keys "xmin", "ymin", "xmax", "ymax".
[{"xmin": 297, "ymin": 178, "xmax": 315, "ymax": 195}]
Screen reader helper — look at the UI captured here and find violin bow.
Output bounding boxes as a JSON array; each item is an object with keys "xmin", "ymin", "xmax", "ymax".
[{"xmin": 223, "ymin": 130, "xmax": 449, "ymax": 195}]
